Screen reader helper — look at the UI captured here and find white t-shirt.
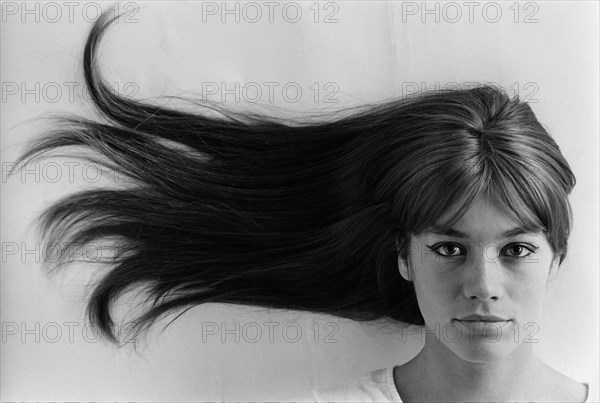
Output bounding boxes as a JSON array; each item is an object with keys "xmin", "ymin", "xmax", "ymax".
[
  {"xmin": 312, "ymin": 367, "xmax": 402, "ymax": 402},
  {"xmin": 308, "ymin": 367, "xmax": 594, "ymax": 403}
]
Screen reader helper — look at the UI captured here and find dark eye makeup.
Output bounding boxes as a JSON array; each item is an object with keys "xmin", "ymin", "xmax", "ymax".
[{"xmin": 425, "ymin": 242, "xmax": 540, "ymax": 259}]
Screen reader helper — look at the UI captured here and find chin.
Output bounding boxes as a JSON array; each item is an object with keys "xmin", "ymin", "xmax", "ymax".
[
  {"xmin": 445, "ymin": 328, "xmax": 522, "ymax": 363},
  {"xmin": 448, "ymin": 340, "xmax": 518, "ymax": 363}
]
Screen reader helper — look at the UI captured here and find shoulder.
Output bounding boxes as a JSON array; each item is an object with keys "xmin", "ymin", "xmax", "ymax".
[
  {"xmin": 311, "ymin": 367, "xmax": 403, "ymax": 403},
  {"xmin": 538, "ymin": 364, "xmax": 590, "ymax": 402}
]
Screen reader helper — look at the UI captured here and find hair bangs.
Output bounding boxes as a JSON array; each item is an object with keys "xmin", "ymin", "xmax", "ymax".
[{"xmin": 407, "ymin": 158, "xmax": 489, "ymax": 236}]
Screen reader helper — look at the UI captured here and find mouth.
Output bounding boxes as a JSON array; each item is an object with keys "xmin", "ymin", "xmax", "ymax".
[
  {"xmin": 455, "ymin": 320, "xmax": 511, "ymax": 328},
  {"xmin": 454, "ymin": 314, "xmax": 511, "ymax": 323}
]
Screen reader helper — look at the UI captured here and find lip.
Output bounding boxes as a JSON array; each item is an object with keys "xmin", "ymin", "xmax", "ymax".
[{"xmin": 455, "ymin": 314, "xmax": 510, "ymax": 322}]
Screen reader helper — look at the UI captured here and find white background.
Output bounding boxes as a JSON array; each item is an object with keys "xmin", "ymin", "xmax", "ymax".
[{"xmin": 1, "ymin": 1, "xmax": 598, "ymax": 401}]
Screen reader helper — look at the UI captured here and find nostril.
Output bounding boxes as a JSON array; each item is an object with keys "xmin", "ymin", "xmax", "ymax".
[{"xmin": 469, "ymin": 294, "xmax": 499, "ymax": 301}]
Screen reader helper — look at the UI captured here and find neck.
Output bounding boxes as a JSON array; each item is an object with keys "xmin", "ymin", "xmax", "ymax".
[{"xmin": 398, "ymin": 334, "xmax": 543, "ymax": 402}]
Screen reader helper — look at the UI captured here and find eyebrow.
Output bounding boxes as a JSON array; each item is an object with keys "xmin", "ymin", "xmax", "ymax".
[{"xmin": 424, "ymin": 225, "xmax": 539, "ymax": 239}]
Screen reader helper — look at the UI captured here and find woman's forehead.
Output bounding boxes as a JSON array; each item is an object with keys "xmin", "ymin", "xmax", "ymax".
[{"xmin": 421, "ymin": 194, "xmax": 543, "ymax": 238}]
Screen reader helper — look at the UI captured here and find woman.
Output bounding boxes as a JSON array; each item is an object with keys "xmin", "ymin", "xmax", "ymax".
[
  {"xmin": 13, "ymin": 8, "xmax": 591, "ymax": 403},
  {"xmin": 311, "ymin": 193, "xmax": 590, "ymax": 402}
]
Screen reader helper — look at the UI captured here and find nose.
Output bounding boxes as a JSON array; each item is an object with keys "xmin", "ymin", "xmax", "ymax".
[{"xmin": 462, "ymin": 245, "xmax": 505, "ymax": 301}]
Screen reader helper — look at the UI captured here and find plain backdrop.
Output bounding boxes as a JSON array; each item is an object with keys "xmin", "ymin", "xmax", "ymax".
[{"xmin": 1, "ymin": 1, "xmax": 598, "ymax": 401}]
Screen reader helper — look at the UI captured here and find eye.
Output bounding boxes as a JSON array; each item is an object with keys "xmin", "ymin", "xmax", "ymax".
[
  {"xmin": 502, "ymin": 243, "xmax": 538, "ymax": 258},
  {"xmin": 427, "ymin": 243, "xmax": 465, "ymax": 257}
]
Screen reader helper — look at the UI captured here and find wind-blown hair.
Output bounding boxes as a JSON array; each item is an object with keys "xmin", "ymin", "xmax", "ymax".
[{"xmin": 14, "ymin": 9, "xmax": 576, "ymax": 345}]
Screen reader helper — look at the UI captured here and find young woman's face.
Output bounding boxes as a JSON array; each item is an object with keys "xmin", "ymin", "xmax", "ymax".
[{"xmin": 398, "ymin": 195, "xmax": 559, "ymax": 363}]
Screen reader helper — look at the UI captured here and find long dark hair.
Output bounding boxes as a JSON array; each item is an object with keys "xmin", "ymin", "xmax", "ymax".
[{"xmin": 14, "ymin": 9, "xmax": 576, "ymax": 346}]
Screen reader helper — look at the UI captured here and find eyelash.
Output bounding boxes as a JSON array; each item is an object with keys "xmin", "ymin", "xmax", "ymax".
[{"xmin": 426, "ymin": 242, "xmax": 539, "ymax": 259}]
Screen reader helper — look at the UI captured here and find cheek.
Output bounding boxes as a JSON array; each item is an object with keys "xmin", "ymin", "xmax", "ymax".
[
  {"xmin": 508, "ymin": 272, "xmax": 548, "ymax": 309},
  {"xmin": 411, "ymin": 269, "xmax": 457, "ymax": 317},
  {"xmin": 508, "ymin": 256, "xmax": 552, "ymax": 294},
  {"xmin": 503, "ymin": 260, "xmax": 551, "ymax": 318}
]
